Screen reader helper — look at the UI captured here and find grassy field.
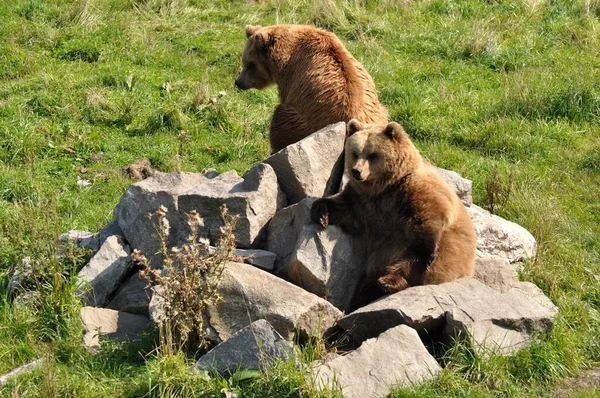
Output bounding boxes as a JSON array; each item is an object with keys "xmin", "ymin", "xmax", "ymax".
[{"xmin": 1, "ymin": 0, "xmax": 599, "ymax": 396}]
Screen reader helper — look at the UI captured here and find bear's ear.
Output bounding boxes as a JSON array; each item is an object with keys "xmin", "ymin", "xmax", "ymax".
[
  {"xmin": 347, "ymin": 119, "xmax": 364, "ymax": 136},
  {"xmin": 245, "ymin": 25, "xmax": 262, "ymax": 38},
  {"xmin": 384, "ymin": 122, "xmax": 405, "ymax": 140},
  {"xmin": 253, "ymin": 31, "xmax": 275, "ymax": 51}
]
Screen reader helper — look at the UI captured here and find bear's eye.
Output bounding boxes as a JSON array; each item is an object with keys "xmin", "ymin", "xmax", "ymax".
[
  {"xmin": 352, "ymin": 151, "xmax": 359, "ymax": 160},
  {"xmin": 367, "ymin": 153, "xmax": 378, "ymax": 161},
  {"xmin": 247, "ymin": 63, "xmax": 255, "ymax": 71}
]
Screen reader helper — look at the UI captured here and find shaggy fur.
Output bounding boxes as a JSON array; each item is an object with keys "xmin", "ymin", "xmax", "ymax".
[
  {"xmin": 311, "ymin": 120, "xmax": 476, "ymax": 302},
  {"xmin": 235, "ymin": 24, "xmax": 388, "ymax": 153}
]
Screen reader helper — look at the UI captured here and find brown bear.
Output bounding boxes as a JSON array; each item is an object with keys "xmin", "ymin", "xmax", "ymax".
[
  {"xmin": 311, "ymin": 120, "xmax": 476, "ymax": 302},
  {"xmin": 235, "ymin": 24, "xmax": 388, "ymax": 153}
]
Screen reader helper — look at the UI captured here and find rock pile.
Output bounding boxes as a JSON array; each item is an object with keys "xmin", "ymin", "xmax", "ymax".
[{"xmin": 49, "ymin": 123, "xmax": 556, "ymax": 397}]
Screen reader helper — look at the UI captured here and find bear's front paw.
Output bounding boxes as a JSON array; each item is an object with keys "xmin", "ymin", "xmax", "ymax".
[
  {"xmin": 310, "ymin": 199, "xmax": 330, "ymax": 228},
  {"xmin": 377, "ymin": 274, "xmax": 409, "ymax": 294}
]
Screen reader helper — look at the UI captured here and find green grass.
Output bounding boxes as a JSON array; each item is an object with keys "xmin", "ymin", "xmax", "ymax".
[{"xmin": 1, "ymin": 0, "xmax": 599, "ymax": 396}]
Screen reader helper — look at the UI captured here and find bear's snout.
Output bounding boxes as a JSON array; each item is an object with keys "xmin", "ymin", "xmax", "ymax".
[
  {"xmin": 352, "ymin": 168, "xmax": 363, "ymax": 181},
  {"xmin": 234, "ymin": 78, "xmax": 247, "ymax": 90}
]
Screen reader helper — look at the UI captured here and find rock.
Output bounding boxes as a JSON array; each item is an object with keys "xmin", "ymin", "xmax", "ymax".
[
  {"xmin": 267, "ymin": 199, "xmax": 366, "ymax": 312},
  {"xmin": 313, "ymin": 325, "xmax": 440, "ymax": 398},
  {"xmin": 0, "ymin": 359, "xmax": 44, "ymax": 387},
  {"xmin": 263, "ymin": 122, "xmax": 346, "ymax": 205},
  {"xmin": 80, "ymin": 307, "xmax": 150, "ymax": 350},
  {"xmin": 106, "ymin": 272, "xmax": 152, "ymax": 316},
  {"xmin": 338, "ymin": 278, "xmax": 557, "ymax": 355},
  {"xmin": 232, "ymin": 248, "xmax": 277, "ymax": 272},
  {"xmin": 206, "ymin": 262, "xmax": 342, "ymax": 343},
  {"xmin": 76, "ymin": 235, "xmax": 132, "ymax": 307},
  {"xmin": 59, "ymin": 220, "xmax": 125, "ymax": 253},
  {"xmin": 195, "ymin": 319, "xmax": 294, "ymax": 376},
  {"xmin": 59, "ymin": 230, "xmax": 95, "ymax": 249},
  {"xmin": 474, "ymin": 256, "xmax": 519, "ymax": 293},
  {"xmin": 467, "ymin": 205, "xmax": 537, "ymax": 264},
  {"xmin": 6, "ymin": 257, "xmax": 34, "ymax": 295},
  {"xmin": 433, "ymin": 167, "xmax": 473, "ymax": 206},
  {"xmin": 114, "ymin": 164, "xmax": 286, "ymax": 266}
]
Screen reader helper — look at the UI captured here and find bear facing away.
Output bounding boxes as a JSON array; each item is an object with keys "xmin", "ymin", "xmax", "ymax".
[
  {"xmin": 311, "ymin": 120, "xmax": 476, "ymax": 301},
  {"xmin": 235, "ymin": 24, "xmax": 388, "ymax": 153}
]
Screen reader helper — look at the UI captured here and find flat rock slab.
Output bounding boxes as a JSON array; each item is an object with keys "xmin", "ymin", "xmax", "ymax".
[
  {"xmin": 338, "ymin": 277, "xmax": 557, "ymax": 355},
  {"xmin": 467, "ymin": 205, "xmax": 537, "ymax": 264},
  {"xmin": 195, "ymin": 319, "xmax": 293, "ymax": 376},
  {"xmin": 206, "ymin": 262, "xmax": 342, "ymax": 343},
  {"xmin": 77, "ymin": 235, "xmax": 132, "ymax": 307},
  {"xmin": 267, "ymin": 199, "xmax": 366, "ymax": 313},
  {"xmin": 106, "ymin": 272, "xmax": 152, "ymax": 316},
  {"xmin": 232, "ymin": 248, "xmax": 277, "ymax": 272},
  {"xmin": 80, "ymin": 307, "xmax": 150, "ymax": 350},
  {"xmin": 114, "ymin": 165, "xmax": 286, "ymax": 266},
  {"xmin": 433, "ymin": 166, "xmax": 473, "ymax": 206},
  {"xmin": 263, "ymin": 122, "xmax": 346, "ymax": 205},
  {"xmin": 313, "ymin": 325, "xmax": 441, "ymax": 398}
]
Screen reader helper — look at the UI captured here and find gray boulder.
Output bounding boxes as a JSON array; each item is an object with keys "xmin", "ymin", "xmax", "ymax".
[
  {"xmin": 205, "ymin": 262, "xmax": 342, "ymax": 343},
  {"xmin": 474, "ymin": 256, "xmax": 519, "ymax": 293},
  {"xmin": 433, "ymin": 166, "xmax": 473, "ymax": 206},
  {"xmin": 113, "ymin": 165, "xmax": 286, "ymax": 266},
  {"xmin": 467, "ymin": 205, "xmax": 537, "ymax": 264},
  {"xmin": 80, "ymin": 307, "xmax": 150, "ymax": 350},
  {"xmin": 263, "ymin": 122, "xmax": 346, "ymax": 205},
  {"xmin": 76, "ymin": 236, "xmax": 132, "ymax": 307},
  {"xmin": 106, "ymin": 272, "xmax": 152, "ymax": 316},
  {"xmin": 195, "ymin": 319, "xmax": 293, "ymax": 376},
  {"xmin": 267, "ymin": 199, "xmax": 366, "ymax": 312},
  {"xmin": 338, "ymin": 278, "xmax": 557, "ymax": 355},
  {"xmin": 313, "ymin": 325, "xmax": 441, "ymax": 398}
]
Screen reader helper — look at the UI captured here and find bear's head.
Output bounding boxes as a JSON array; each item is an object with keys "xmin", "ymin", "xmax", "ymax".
[
  {"xmin": 235, "ymin": 25, "xmax": 276, "ymax": 90},
  {"xmin": 345, "ymin": 119, "xmax": 420, "ymax": 193}
]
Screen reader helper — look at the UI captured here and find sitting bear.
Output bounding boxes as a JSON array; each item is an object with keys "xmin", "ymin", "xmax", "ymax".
[
  {"xmin": 235, "ymin": 24, "xmax": 388, "ymax": 153},
  {"xmin": 311, "ymin": 120, "xmax": 476, "ymax": 299}
]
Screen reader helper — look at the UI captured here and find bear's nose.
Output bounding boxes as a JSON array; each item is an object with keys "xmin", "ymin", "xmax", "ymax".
[
  {"xmin": 234, "ymin": 79, "xmax": 245, "ymax": 90},
  {"xmin": 352, "ymin": 168, "xmax": 362, "ymax": 181}
]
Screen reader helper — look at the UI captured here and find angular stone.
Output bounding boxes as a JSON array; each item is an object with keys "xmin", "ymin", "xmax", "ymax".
[
  {"xmin": 263, "ymin": 122, "xmax": 346, "ymax": 205},
  {"xmin": 433, "ymin": 167, "xmax": 473, "ymax": 206},
  {"xmin": 195, "ymin": 319, "xmax": 293, "ymax": 376},
  {"xmin": 313, "ymin": 325, "xmax": 441, "ymax": 398},
  {"xmin": 59, "ymin": 230, "xmax": 95, "ymax": 249},
  {"xmin": 232, "ymin": 248, "xmax": 277, "ymax": 272},
  {"xmin": 114, "ymin": 165, "xmax": 286, "ymax": 266},
  {"xmin": 6, "ymin": 257, "xmax": 34, "ymax": 295},
  {"xmin": 474, "ymin": 256, "xmax": 519, "ymax": 293},
  {"xmin": 0, "ymin": 360, "xmax": 44, "ymax": 387},
  {"xmin": 106, "ymin": 272, "xmax": 152, "ymax": 316},
  {"xmin": 77, "ymin": 235, "xmax": 132, "ymax": 307},
  {"xmin": 80, "ymin": 307, "xmax": 149, "ymax": 350},
  {"xmin": 467, "ymin": 205, "xmax": 537, "ymax": 264},
  {"xmin": 267, "ymin": 199, "xmax": 366, "ymax": 312},
  {"xmin": 206, "ymin": 262, "xmax": 342, "ymax": 343},
  {"xmin": 338, "ymin": 278, "xmax": 557, "ymax": 355},
  {"xmin": 59, "ymin": 220, "xmax": 125, "ymax": 253}
]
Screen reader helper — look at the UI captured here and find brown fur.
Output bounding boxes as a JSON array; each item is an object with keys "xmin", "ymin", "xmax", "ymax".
[
  {"xmin": 235, "ymin": 24, "xmax": 388, "ymax": 153},
  {"xmin": 311, "ymin": 120, "xmax": 476, "ymax": 304}
]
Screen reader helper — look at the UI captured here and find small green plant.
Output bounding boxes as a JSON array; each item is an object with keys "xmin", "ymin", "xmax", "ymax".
[{"xmin": 134, "ymin": 204, "xmax": 238, "ymax": 355}]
